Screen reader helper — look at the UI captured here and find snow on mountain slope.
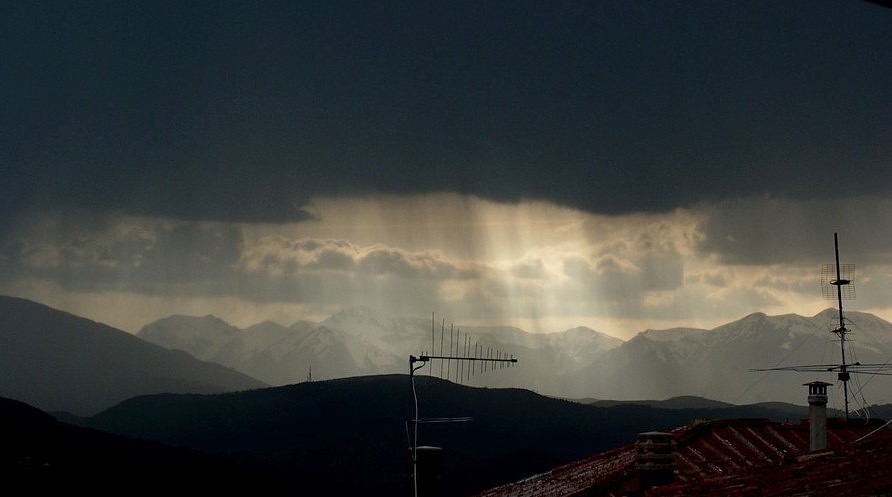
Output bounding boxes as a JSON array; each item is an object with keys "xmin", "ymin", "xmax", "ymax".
[{"xmin": 137, "ymin": 306, "xmax": 892, "ymax": 407}]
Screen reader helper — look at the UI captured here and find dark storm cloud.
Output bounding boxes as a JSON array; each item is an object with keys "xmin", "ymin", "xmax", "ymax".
[
  {"xmin": 0, "ymin": 220, "xmax": 244, "ymax": 294},
  {"xmin": 357, "ymin": 248, "xmax": 474, "ymax": 279},
  {"xmin": 696, "ymin": 197, "xmax": 892, "ymax": 265},
  {"xmin": 3, "ymin": 1, "xmax": 891, "ymax": 226},
  {"xmin": 241, "ymin": 237, "xmax": 481, "ymax": 282},
  {"xmin": 236, "ymin": 236, "xmax": 486, "ymax": 305},
  {"xmin": 0, "ymin": 218, "xmax": 485, "ymax": 305}
]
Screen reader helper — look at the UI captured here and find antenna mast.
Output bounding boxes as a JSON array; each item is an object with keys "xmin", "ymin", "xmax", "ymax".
[
  {"xmin": 747, "ymin": 232, "xmax": 892, "ymax": 422},
  {"xmin": 407, "ymin": 353, "xmax": 517, "ymax": 497},
  {"xmin": 407, "ymin": 314, "xmax": 519, "ymax": 497},
  {"xmin": 828, "ymin": 232, "xmax": 853, "ymax": 419}
]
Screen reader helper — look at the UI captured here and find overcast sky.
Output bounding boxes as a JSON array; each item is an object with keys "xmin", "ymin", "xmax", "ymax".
[{"xmin": 2, "ymin": 0, "xmax": 891, "ymax": 339}]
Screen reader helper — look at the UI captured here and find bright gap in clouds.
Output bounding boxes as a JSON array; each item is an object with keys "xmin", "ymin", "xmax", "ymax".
[
  {"xmin": 2, "ymin": 194, "xmax": 892, "ymax": 340},
  {"xmin": 244, "ymin": 193, "xmax": 711, "ymax": 337}
]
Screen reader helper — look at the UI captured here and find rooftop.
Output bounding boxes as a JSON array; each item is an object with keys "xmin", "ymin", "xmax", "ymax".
[{"xmin": 473, "ymin": 417, "xmax": 892, "ymax": 497}]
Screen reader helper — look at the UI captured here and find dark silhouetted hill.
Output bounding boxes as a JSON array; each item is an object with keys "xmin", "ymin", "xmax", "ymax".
[
  {"xmin": 76, "ymin": 374, "xmax": 820, "ymax": 497},
  {"xmin": 0, "ymin": 295, "xmax": 267, "ymax": 416},
  {"xmin": 590, "ymin": 395, "xmax": 734, "ymax": 409},
  {"xmin": 0, "ymin": 395, "xmax": 298, "ymax": 493}
]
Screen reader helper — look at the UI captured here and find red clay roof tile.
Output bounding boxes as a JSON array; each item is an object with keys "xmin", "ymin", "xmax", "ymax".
[{"xmin": 474, "ymin": 417, "xmax": 892, "ymax": 497}]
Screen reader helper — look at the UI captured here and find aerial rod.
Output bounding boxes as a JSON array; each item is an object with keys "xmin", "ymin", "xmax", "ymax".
[
  {"xmin": 431, "ymin": 312, "xmax": 435, "ymax": 377},
  {"xmin": 832, "ymin": 232, "xmax": 851, "ymax": 419},
  {"xmin": 448, "ymin": 324, "xmax": 454, "ymax": 380},
  {"xmin": 473, "ymin": 342, "xmax": 478, "ymax": 377},
  {"xmin": 467, "ymin": 336, "xmax": 473, "ymax": 380},
  {"xmin": 439, "ymin": 319, "xmax": 445, "ymax": 378},
  {"xmin": 459, "ymin": 330, "xmax": 465, "ymax": 381},
  {"xmin": 461, "ymin": 335, "xmax": 466, "ymax": 381},
  {"xmin": 833, "ymin": 233, "xmax": 847, "ymax": 334}
]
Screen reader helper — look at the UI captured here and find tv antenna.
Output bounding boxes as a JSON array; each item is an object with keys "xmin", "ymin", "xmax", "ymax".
[
  {"xmin": 751, "ymin": 232, "xmax": 892, "ymax": 420},
  {"xmin": 407, "ymin": 313, "xmax": 518, "ymax": 497},
  {"xmin": 425, "ymin": 313, "xmax": 519, "ymax": 385}
]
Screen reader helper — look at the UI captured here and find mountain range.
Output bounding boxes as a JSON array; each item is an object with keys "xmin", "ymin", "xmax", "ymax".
[
  {"xmin": 4, "ymin": 294, "xmax": 892, "ymax": 494},
  {"xmin": 138, "ymin": 305, "xmax": 892, "ymax": 409},
  {"xmin": 563, "ymin": 309, "xmax": 892, "ymax": 407},
  {"xmin": 5, "ymin": 292, "xmax": 892, "ymax": 418}
]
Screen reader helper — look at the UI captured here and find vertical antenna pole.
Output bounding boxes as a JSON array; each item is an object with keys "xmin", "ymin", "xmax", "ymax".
[
  {"xmin": 473, "ymin": 342, "xmax": 478, "ymax": 377},
  {"xmin": 459, "ymin": 330, "xmax": 465, "ymax": 383},
  {"xmin": 463, "ymin": 335, "xmax": 468, "ymax": 381},
  {"xmin": 431, "ymin": 312, "xmax": 435, "ymax": 377},
  {"xmin": 448, "ymin": 324, "xmax": 454, "ymax": 381},
  {"xmin": 409, "ymin": 355, "xmax": 426, "ymax": 497},
  {"xmin": 834, "ymin": 232, "xmax": 850, "ymax": 420},
  {"xmin": 466, "ymin": 335, "xmax": 471, "ymax": 381},
  {"xmin": 440, "ymin": 319, "xmax": 445, "ymax": 378},
  {"xmin": 487, "ymin": 347, "xmax": 492, "ymax": 372}
]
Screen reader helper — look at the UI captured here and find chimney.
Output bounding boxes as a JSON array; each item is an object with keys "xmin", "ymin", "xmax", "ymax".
[
  {"xmin": 804, "ymin": 381, "xmax": 832, "ymax": 452},
  {"xmin": 635, "ymin": 431, "xmax": 677, "ymax": 489}
]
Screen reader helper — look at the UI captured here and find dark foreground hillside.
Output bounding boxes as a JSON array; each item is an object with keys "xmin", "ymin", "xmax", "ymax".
[
  {"xmin": 75, "ymin": 374, "xmax": 813, "ymax": 497},
  {"xmin": 0, "ymin": 396, "xmax": 298, "ymax": 493},
  {"xmin": 0, "ymin": 295, "xmax": 267, "ymax": 416}
]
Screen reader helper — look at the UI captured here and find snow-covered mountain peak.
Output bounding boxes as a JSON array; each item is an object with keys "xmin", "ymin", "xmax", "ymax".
[
  {"xmin": 135, "ymin": 306, "xmax": 892, "ymax": 405},
  {"xmin": 136, "ymin": 314, "xmax": 243, "ymax": 367},
  {"xmin": 814, "ymin": 308, "xmax": 842, "ymax": 320},
  {"xmin": 244, "ymin": 321, "xmax": 289, "ymax": 333},
  {"xmin": 138, "ymin": 314, "xmax": 239, "ymax": 341},
  {"xmin": 637, "ymin": 327, "xmax": 705, "ymax": 343},
  {"xmin": 550, "ymin": 326, "xmax": 624, "ymax": 350},
  {"xmin": 322, "ymin": 305, "xmax": 399, "ymax": 337}
]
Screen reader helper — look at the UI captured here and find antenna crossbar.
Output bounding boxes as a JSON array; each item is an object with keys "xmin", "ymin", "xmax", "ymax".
[
  {"xmin": 407, "ymin": 417, "xmax": 474, "ymax": 424},
  {"xmin": 411, "ymin": 354, "xmax": 517, "ymax": 364},
  {"xmin": 752, "ymin": 364, "xmax": 892, "ymax": 374}
]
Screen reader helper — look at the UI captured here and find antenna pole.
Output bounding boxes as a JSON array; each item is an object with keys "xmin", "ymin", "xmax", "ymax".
[
  {"xmin": 749, "ymin": 233, "xmax": 882, "ymax": 418},
  {"xmin": 448, "ymin": 324, "xmax": 454, "ymax": 381},
  {"xmin": 439, "ymin": 319, "xmax": 445, "ymax": 378},
  {"xmin": 833, "ymin": 232, "xmax": 851, "ymax": 420},
  {"xmin": 409, "ymin": 355, "xmax": 427, "ymax": 497},
  {"xmin": 407, "ymin": 351, "xmax": 517, "ymax": 496}
]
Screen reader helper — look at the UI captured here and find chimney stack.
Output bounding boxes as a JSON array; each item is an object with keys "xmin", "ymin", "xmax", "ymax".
[
  {"xmin": 635, "ymin": 431, "xmax": 677, "ymax": 489},
  {"xmin": 804, "ymin": 381, "xmax": 832, "ymax": 452}
]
